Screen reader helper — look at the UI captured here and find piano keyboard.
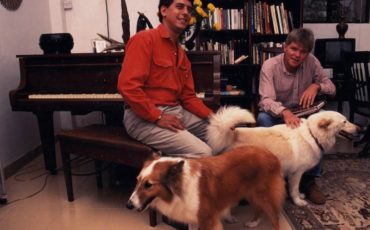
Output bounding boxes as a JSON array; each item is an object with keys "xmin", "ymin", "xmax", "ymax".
[
  {"xmin": 28, "ymin": 93, "xmax": 123, "ymax": 99},
  {"xmin": 28, "ymin": 92, "xmax": 207, "ymax": 99}
]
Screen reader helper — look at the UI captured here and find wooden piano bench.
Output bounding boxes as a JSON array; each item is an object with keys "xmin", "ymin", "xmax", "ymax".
[{"xmin": 57, "ymin": 124, "xmax": 157, "ymax": 227}]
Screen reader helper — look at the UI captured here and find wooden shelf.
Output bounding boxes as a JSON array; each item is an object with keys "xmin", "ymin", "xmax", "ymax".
[{"xmin": 196, "ymin": 0, "xmax": 303, "ymax": 110}]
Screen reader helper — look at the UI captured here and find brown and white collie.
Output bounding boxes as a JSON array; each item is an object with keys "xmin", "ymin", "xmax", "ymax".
[{"xmin": 126, "ymin": 146, "xmax": 285, "ymax": 230}]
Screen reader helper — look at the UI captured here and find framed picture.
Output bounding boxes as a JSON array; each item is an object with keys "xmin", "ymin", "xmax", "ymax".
[{"xmin": 303, "ymin": 0, "xmax": 369, "ymax": 23}]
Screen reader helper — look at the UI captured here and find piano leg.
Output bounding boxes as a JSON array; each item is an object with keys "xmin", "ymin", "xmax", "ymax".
[{"xmin": 35, "ymin": 112, "xmax": 57, "ymax": 174}]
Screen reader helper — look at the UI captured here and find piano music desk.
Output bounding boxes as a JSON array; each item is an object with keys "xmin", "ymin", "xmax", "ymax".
[{"xmin": 57, "ymin": 124, "xmax": 157, "ymax": 226}]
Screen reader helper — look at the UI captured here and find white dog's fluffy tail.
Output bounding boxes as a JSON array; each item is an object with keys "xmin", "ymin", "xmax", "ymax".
[{"xmin": 207, "ymin": 106, "xmax": 255, "ymax": 154}]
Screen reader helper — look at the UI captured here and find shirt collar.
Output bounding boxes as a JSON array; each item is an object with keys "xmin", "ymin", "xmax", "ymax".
[
  {"xmin": 158, "ymin": 24, "xmax": 170, "ymax": 39},
  {"xmin": 157, "ymin": 24, "xmax": 184, "ymax": 66}
]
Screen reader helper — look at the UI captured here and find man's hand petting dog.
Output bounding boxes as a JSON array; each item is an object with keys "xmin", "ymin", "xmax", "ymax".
[{"xmin": 282, "ymin": 109, "xmax": 301, "ymax": 129}]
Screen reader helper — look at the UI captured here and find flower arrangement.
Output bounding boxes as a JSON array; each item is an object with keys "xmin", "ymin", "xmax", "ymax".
[
  {"xmin": 190, "ymin": 0, "xmax": 220, "ymax": 31},
  {"xmin": 183, "ymin": 0, "xmax": 220, "ymax": 50}
]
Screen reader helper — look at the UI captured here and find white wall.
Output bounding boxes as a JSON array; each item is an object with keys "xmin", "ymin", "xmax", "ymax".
[
  {"xmin": 47, "ymin": 1, "xmax": 370, "ymax": 53},
  {"xmin": 0, "ymin": 0, "xmax": 52, "ymax": 167},
  {"xmin": 304, "ymin": 23, "xmax": 370, "ymax": 51},
  {"xmin": 48, "ymin": 0, "xmax": 160, "ymax": 53},
  {"xmin": 1, "ymin": 0, "xmax": 370, "ymax": 169}
]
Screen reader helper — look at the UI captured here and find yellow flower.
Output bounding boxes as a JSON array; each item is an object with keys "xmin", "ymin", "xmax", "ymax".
[
  {"xmin": 189, "ymin": 16, "xmax": 197, "ymax": 25},
  {"xmin": 193, "ymin": 0, "xmax": 202, "ymax": 7},
  {"xmin": 213, "ymin": 22, "xmax": 221, "ymax": 31},
  {"xmin": 207, "ymin": 3, "xmax": 215, "ymax": 12},
  {"xmin": 196, "ymin": 6, "xmax": 208, "ymax": 18},
  {"xmin": 195, "ymin": 6, "xmax": 203, "ymax": 15}
]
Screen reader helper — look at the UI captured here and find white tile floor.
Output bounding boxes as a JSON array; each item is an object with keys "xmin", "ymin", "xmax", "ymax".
[{"xmin": 0, "ymin": 152, "xmax": 293, "ymax": 230}]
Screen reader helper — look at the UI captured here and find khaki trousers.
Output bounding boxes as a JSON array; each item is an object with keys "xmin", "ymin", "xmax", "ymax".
[{"xmin": 123, "ymin": 105, "xmax": 213, "ymax": 158}]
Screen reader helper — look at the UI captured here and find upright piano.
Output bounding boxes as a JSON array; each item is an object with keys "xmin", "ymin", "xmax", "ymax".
[{"xmin": 9, "ymin": 51, "xmax": 221, "ymax": 173}]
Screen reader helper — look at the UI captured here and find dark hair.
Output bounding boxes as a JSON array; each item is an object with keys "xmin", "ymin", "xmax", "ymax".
[
  {"xmin": 158, "ymin": 0, "xmax": 174, "ymax": 22},
  {"xmin": 285, "ymin": 28, "xmax": 315, "ymax": 52},
  {"xmin": 157, "ymin": 0, "xmax": 193, "ymax": 22}
]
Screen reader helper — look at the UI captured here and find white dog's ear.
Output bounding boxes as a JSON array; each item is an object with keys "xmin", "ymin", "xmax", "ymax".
[{"xmin": 318, "ymin": 118, "xmax": 332, "ymax": 129}]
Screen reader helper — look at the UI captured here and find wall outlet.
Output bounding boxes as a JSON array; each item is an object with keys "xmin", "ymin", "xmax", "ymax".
[{"xmin": 63, "ymin": 0, "xmax": 73, "ymax": 10}]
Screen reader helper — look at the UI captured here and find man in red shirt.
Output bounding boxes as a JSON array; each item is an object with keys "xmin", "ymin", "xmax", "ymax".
[{"xmin": 117, "ymin": 0, "xmax": 213, "ymax": 157}]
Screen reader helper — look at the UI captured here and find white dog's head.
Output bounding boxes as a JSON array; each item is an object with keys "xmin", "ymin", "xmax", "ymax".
[{"xmin": 306, "ymin": 111, "xmax": 360, "ymax": 149}]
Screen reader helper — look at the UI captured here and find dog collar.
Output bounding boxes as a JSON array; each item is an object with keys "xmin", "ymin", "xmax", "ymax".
[{"xmin": 308, "ymin": 126, "xmax": 324, "ymax": 152}]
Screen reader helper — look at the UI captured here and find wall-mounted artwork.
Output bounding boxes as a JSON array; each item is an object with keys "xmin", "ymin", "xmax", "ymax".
[{"xmin": 303, "ymin": 0, "xmax": 369, "ymax": 23}]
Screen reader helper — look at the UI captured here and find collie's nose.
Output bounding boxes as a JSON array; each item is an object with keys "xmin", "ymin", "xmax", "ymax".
[{"xmin": 126, "ymin": 200, "xmax": 134, "ymax": 210}]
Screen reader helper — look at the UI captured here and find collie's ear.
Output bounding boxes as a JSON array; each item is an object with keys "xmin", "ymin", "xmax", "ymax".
[
  {"xmin": 168, "ymin": 161, "xmax": 184, "ymax": 177},
  {"xmin": 147, "ymin": 151, "xmax": 161, "ymax": 161},
  {"xmin": 143, "ymin": 151, "xmax": 162, "ymax": 166},
  {"xmin": 152, "ymin": 151, "xmax": 162, "ymax": 159},
  {"xmin": 164, "ymin": 161, "xmax": 184, "ymax": 188}
]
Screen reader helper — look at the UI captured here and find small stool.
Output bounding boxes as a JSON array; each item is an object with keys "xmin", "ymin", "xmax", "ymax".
[{"xmin": 57, "ymin": 124, "xmax": 157, "ymax": 226}]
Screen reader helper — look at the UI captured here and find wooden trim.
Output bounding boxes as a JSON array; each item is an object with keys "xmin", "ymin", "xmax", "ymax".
[{"xmin": 4, "ymin": 146, "xmax": 42, "ymax": 179}]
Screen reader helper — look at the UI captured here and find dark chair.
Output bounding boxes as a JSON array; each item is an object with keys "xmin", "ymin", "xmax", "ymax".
[
  {"xmin": 314, "ymin": 38, "xmax": 356, "ymax": 113},
  {"xmin": 343, "ymin": 51, "xmax": 370, "ymax": 157}
]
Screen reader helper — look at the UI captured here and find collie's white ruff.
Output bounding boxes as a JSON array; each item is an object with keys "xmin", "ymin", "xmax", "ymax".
[
  {"xmin": 207, "ymin": 106, "xmax": 359, "ymax": 206},
  {"xmin": 127, "ymin": 146, "xmax": 285, "ymax": 230}
]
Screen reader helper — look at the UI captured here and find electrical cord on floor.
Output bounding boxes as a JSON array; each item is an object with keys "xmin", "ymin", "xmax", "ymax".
[
  {"xmin": 4, "ymin": 156, "xmax": 112, "ymax": 205},
  {"xmin": 14, "ymin": 165, "xmax": 47, "ymax": 182},
  {"xmin": 69, "ymin": 155, "xmax": 111, "ymax": 176},
  {"xmin": 5, "ymin": 165, "xmax": 56, "ymax": 205}
]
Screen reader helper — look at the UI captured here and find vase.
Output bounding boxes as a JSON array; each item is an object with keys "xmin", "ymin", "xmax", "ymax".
[
  {"xmin": 184, "ymin": 19, "xmax": 202, "ymax": 50},
  {"xmin": 39, "ymin": 33, "xmax": 74, "ymax": 54},
  {"xmin": 336, "ymin": 18, "xmax": 348, "ymax": 39}
]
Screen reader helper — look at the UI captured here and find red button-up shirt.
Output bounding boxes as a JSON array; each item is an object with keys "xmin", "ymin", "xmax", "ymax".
[{"xmin": 117, "ymin": 24, "xmax": 212, "ymax": 122}]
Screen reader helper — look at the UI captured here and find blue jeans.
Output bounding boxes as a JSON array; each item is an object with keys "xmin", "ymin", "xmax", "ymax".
[{"xmin": 257, "ymin": 112, "xmax": 323, "ymax": 177}]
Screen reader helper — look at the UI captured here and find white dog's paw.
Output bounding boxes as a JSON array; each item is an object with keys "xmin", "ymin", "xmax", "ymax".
[
  {"xmin": 244, "ymin": 218, "xmax": 261, "ymax": 228},
  {"xmin": 292, "ymin": 196, "xmax": 308, "ymax": 206},
  {"xmin": 223, "ymin": 214, "xmax": 238, "ymax": 224}
]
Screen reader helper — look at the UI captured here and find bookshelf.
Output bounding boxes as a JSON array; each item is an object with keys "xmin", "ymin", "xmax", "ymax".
[{"xmin": 194, "ymin": 0, "xmax": 303, "ymax": 111}]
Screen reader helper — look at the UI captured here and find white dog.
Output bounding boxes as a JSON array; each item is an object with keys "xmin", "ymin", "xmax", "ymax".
[{"xmin": 207, "ymin": 106, "xmax": 359, "ymax": 206}]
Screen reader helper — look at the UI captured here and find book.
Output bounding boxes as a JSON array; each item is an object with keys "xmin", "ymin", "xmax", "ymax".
[
  {"xmin": 275, "ymin": 4, "xmax": 283, "ymax": 34},
  {"xmin": 288, "ymin": 11, "xmax": 294, "ymax": 30},
  {"xmin": 291, "ymin": 100, "xmax": 326, "ymax": 118},
  {"xmin": 264, "ymin": 1, "xmax": 271, "ymax": 34},
  {"xmin": 220, "ymin": 90, "xmax": 245, "ymax": 96},
  {"xmin": 280, "ymin": 2, "xmax": 289, "ymax": 34},
  {"xmin": 234, "ymin": 55, "xmax": 248, "ymax": 64},
  {"xmin": 270, "ymin": 5, "xmax": 279, "ymax": 34}
]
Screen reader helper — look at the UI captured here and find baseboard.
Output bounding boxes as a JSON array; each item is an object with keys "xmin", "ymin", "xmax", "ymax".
[{"xmin": 4, "ymin": 146, "xmax": 42, "ymax": 179}]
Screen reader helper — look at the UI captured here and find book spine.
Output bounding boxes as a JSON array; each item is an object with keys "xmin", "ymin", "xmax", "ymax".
[
  {"xmin": 275, "ymin": 5, "xmax": 283, "ymax": 34},
  {"xmin": 270, "ymin": 5, "xmax": 278, "ymax": 34}
]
